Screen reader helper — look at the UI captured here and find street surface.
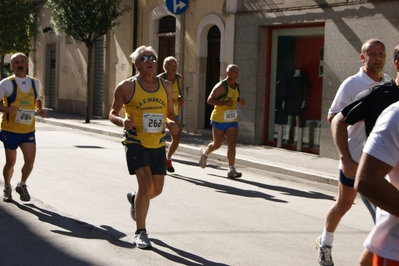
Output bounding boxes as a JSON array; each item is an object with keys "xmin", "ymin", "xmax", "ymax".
[{"xmin": 0, "ymin": 123, "xmax": 373, "ymax": 265}]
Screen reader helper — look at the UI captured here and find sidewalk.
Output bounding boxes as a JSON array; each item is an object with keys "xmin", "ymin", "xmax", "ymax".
[{"xmin": 36, "ymin": 110, "xmax": 339, "ymax": 186}]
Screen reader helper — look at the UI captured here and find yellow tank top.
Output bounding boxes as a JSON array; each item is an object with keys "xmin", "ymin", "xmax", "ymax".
[
  {"xmin": 122, "ymin": 76, "xmax": 168, "ymax": 148},
  {"xmin": 1, "ymin": 76, "xmax": 37, "ymax": 133},
  {"xmin": 210, "ymin": 80, "xmax": 240, "ymax": 123},
  {"xmin": 160, "ymin": 73, "xmax": 180, "ymax": 116}
]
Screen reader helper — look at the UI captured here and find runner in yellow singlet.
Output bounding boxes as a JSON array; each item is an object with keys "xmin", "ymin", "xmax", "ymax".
[
  {"xmin": 0, "ymin": 53, "xmax": 47, "ymax": 203},
  {"xmin": 158, "ymin": 56, "xmax": 183, "ymax": 173},
  {"xmin": 198, "ymin": 64, "xmax": 246, "ymax": 178},
  {"xmin": 109, "ymin": 46, "xmax": 178, "ymax": 249}
]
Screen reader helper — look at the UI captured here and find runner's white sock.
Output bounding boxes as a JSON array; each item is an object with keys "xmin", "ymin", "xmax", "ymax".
[{"xmin": 321, "ymin": 229, "xmax": 334, "ymax": 246}]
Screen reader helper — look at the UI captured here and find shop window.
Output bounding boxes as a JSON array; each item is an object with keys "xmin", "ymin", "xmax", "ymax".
[{"xmin": 268, "ymin": 27, "xmax": 324, "ymax": 154}]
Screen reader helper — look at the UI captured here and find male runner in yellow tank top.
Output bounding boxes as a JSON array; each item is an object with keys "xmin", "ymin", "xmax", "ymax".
[
  {"xmin": 158, "ymin": 56, "xmax": 183, "ymax": 173},
  {"xmin": 109, "ymin": 46, "xmax": 178, "ymax": 249},
  {"xmin": 199, "ymin": 64, "xmax": 246, "ymax": 178},
  {"xmin": 0, "ymin": 53, "xmax": 47, "ymax": 202}
]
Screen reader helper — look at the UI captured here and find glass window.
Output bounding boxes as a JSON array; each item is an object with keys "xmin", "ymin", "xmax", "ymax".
[{"xmin": 269, "ymin": 27, "xmax": 324, "ymax": 154}]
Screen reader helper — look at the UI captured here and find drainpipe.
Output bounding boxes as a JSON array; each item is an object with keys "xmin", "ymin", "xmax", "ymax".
[
  {"xmin": 132, "ymin": 0, "xmax": 138, "ymax": 75},
  {"xmin": 32, "ymin": 1, "xmax": 39, "ymax": 77}
]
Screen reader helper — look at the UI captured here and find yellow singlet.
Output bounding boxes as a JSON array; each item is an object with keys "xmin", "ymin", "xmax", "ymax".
[
  {"xmin": 159, "ymin": 73, "xmax": 180, "ymax": 116},
  {"xmin": 1, "ymin": 76, "xmax": 37, "ymax": 133},
  {"xmin": 122, "ymin": 76, "xmax": 168, "ymax": 148},
  {"xmin": 210, "ymin": 80, "xmax": 240, "ymax": 123}
]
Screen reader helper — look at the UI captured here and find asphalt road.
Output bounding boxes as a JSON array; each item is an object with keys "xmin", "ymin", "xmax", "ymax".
[{"xmin": 0, "ymin": 123, "xmax": 373, "ymax": 265}]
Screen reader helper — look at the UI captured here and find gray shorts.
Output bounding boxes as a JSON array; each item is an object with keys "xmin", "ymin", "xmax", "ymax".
[{"xmin": 124, "ymin": 143, "xmax": 166, "ymax": 175}]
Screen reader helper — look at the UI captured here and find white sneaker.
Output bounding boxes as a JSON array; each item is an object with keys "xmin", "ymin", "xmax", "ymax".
[
  {"xmin": 134, "ymin": 231, "xmax": 152, "ymax": 249},
  {"xmin": 199, "ymin": 149, "xmax": 208, "ymax": 168},
  {"xmin": 315, "ymin": 236, "xmax": 334, "ymax": 266}
]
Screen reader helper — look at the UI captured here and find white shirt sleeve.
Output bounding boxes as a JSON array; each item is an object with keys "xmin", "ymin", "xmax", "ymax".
[
  {"xmin": 0, "ymin": 78, "xmax": 14, "ymax": 99},
  {"xmin": 329, "ymin": 78, "xmax": 357, "ymax": 114},
  {"xmin": 0, "ymin": 77, "xmax": 41, "ymax": 101},
  {"xmin": 34, "ymin": 79, "xmax": 40, "ymax": 100}
]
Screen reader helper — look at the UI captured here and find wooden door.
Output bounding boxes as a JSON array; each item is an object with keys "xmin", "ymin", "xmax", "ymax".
[{"xmin": 158, "ymin": 36, "xmax": 175, "ymax": 74}]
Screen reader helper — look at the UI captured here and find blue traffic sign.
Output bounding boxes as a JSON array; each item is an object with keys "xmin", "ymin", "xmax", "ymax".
[{"xmin": 166, "ymin": 0, "xmax": 189, "ymax": 15}]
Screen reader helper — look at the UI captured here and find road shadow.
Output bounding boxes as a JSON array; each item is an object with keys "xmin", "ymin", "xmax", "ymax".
[
  {"xmin": 169, "ymin": 173, "xmax": 287, "ymax": 203},
  {"xmin": 0, "ymin": 203, "xmax": 93, "ymax": 265},
  {"xmin": 169, "ymin": 159, "xmax": 335, "ymax": 202},
  {"xmin": 171, "ymin": 158, "xmax": 226, "ymax": 171},
  {"xmin": 235, "ymin": 178, "xmax": 336, "ymax": 201},
  {"xmin": 151, "ymin": 238, "xmax": 229, "ymax": 266},
  {"xmin": 13, "ymin": 202, "xmax": 133, "ymax": 248}
]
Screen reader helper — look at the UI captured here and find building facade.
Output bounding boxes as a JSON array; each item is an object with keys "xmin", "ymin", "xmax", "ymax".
[{"xmin": 30, "ymin": 0, "xmax": 399, "ymax": 159}]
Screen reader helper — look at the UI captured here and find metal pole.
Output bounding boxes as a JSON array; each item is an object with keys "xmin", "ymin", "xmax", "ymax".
[
  {"xmin": 297, "ymin": 127, "xmax": 303, "ymax": 151},
  {"xmin": 132, "ymin": 0, "xmax": 138, "ymax": 75},
  {"xmin": 277, "ymin": 124, "xmax": 283, "ymax": 148}
]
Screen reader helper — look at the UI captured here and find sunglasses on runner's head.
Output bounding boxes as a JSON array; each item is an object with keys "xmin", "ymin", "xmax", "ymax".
[{"xmin": 141, "ymin": 55, "xmax": 157, "ymax": 63}]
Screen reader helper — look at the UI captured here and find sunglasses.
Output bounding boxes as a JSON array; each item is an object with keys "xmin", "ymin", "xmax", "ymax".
[{"xmin": 141, "ymin": 55, "xmax": 157, "ymax": 63}]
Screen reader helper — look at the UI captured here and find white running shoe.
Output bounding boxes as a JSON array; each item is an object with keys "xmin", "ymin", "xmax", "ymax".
[
  {"xmin": 315, "ymin": 236, "xmax": 334, "ymax": 266},
  {"xmin": 134, "ymin": 231, "xmax": 152, "ymax": 249},
  {"xmin": 199, "ymin": 149, "xmax": 208, "ymax": 168}
]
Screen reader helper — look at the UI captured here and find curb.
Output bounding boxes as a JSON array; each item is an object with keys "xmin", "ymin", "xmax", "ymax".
[{"xmin": 36, "ymin": 116, "xmax": 122, "ymax": 138}]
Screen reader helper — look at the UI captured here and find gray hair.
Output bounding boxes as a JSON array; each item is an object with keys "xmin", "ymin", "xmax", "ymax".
[
  {"xmin": 130, "ymin": 46, "xmax": 158, "ymax": 65},
  {"xmin": 10, "ymin": 53, "xmax": 28, "ymax": 64},
  {"xmin": 226, "ymin": 64, "xmax": 238, "ymax": 72},
  {"xmin": 163, "ymin": 56, "xmax": 177, "ymax": 71}
]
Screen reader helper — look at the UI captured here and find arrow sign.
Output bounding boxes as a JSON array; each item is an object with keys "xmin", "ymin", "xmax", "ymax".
[{"xmin": 166, "ymin": 0, "xmax": 188, "ymax": 15}]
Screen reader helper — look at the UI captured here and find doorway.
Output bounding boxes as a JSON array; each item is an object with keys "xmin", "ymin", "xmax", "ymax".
[
  {"xmin": 93, "ymin": 35, "xmax": 104, "ymax": 117},
  {"xmin": 45, "ymin": 43, "xmax": 56, "ymax": 109},
  {"xmin": 158, "ymin": 36, "xmax": 175, "ymax": 74},
  {"xmin": 204, "ymin": 25, "xmax": 221, "ymax": 128},
  {"xmin": 157, "ymin": 15, "xmax": 176, "ymax": 74}
]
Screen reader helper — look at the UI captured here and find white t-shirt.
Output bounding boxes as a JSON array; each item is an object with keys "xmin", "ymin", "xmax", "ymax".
[
  {"xmin": 363, "ymin": 101, "xmax": 399, "ymax": 261},
  {"xmin": 329, "ymin": 67, "xmax": 391, "ymax": 167},
  {"xmin": 0, "ymin": 75, "xmax": 40, "ymax": 99}
]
